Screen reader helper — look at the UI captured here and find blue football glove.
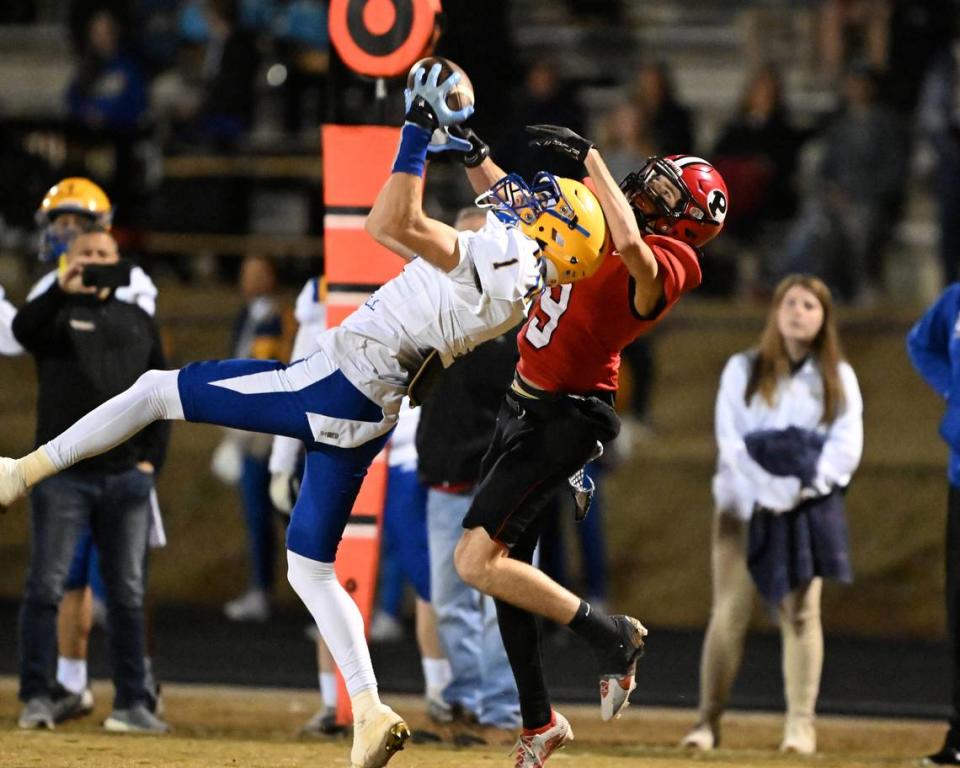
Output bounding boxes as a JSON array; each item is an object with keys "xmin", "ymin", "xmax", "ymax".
[
  {"xmin": 427, "ymin": 128, "xmax": 474, "ymax": 155},
  {"xmin": 404, "ymin": 62, "xmax": 474, "ymax": 130}
]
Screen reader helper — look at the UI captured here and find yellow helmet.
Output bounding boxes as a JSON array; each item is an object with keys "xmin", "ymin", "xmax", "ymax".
[
  {"xmin": 477, "ymin": 172, "xmax": 607, "ymax": 285},
  {"xmin": 36, "ymin": 177, "xmax": 113, "ymax": 262}
]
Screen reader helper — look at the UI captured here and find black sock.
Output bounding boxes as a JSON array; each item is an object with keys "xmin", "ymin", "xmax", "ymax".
[
  {"xmin": 567, "ymin": 599, "xmax": 620, "ymax": 651},
  {"xmin": 495, "ymin": 597, "xmax": 551, "ymax": 730},
  {"xmin": 494, "ymin": 523, "xmax": 552, "ymax": 730}
]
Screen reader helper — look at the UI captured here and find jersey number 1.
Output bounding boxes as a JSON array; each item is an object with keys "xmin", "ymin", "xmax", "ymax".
[{"xmin": 526, "ymin": 285, "xmax": 572, "ymax": 348}]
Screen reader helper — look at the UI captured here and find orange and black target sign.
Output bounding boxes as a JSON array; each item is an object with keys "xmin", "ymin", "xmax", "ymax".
[{"xmin": 329, "ymin": 0, "xmax": 440, "ymax": 78}]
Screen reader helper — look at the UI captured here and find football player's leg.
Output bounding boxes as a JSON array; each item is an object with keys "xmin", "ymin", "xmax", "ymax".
[
  {"xmin": 491, "ymin": 519, "xmax": 551, "ymax": 731},
  {"xmin": 453, "ymin": 401, "xmax": 582, "ymax": 623},
  {"xmin": 455, "ymin": 396, "xmax": 645, "ymax": 719},
  {"xmin": 2, "ymin": 356, "xmax": 350, "ymax": 505},
  {"xmin": 0, "ymin": 368, "xmax": 184, "ymax": 505},
  {"xmin": 284, "ymin": 441, "xmax": 410, "ymax": 767}
]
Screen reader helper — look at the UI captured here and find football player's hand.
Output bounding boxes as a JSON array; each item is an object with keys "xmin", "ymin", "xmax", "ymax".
[
  {"xmin": 526, "ymin": 124, "xmax": 595, "ymax": 164},
  {"xmin": 269, "ymin": 470, "xmax": 299, "ymax": 516},
  {"xmin": 404, "ymin": 62, "xmax": 474, "ymax": 131},
  {"xmin": 428, "ymin": 125, "xmax": 490, "ymax": 167}
]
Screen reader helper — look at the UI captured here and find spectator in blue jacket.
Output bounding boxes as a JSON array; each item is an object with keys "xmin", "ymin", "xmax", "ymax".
[
  {"xmin": 907, "ymin": 283, "xmax": 960, "ymax": 766},
  {"xmin": 66, "ymin": 8, "xmax": 147, "ymax": 132}
]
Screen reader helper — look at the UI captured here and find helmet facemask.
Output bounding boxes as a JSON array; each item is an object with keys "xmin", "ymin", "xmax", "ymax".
[
  {"xmin": 40, "ymin": 211, "xmax": 103, "ymax": 264},
  {"xmin": 620, "ymin": 157, "xmax": 719, "ymax": 241},
  {"xmin": 476, "ymin": 172, "xmax": 606, "ymax": 285}
]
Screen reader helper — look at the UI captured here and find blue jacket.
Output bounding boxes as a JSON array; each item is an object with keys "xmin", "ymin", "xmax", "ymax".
[{"xmin": 906, "ymin": 283, "xmax": 960, "ymax": 484}]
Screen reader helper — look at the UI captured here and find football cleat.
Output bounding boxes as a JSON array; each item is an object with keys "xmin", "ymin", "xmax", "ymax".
[
  {"xmin": 513, "ymin": 710, "xmax": 574, "ymax": 768},
  {"xmin": 350, "ymin": 704, "xmax": 410, "ymax": 768},
  {"xmin": 598, "ymin": 615, "xmax": 647, "ymax": 721}
]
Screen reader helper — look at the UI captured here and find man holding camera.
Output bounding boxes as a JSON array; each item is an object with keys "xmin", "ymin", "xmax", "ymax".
[{"xmin": 13, "ymin": 229, "xmax": 170, "ymax": 733}]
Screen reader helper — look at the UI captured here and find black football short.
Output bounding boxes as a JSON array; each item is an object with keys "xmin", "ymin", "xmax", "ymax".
[{"xmin": 463, "ymin": 389, "xmax": 619, "ymax": 549}]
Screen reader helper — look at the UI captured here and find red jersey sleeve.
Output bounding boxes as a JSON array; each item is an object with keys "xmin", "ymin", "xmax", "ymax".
[{"xmin": 645, "ymin": 235, "xmax": 701, "ymax": 308}]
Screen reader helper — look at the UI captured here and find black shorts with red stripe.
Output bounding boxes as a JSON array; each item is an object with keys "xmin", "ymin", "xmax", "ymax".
[{"xmin": 463, "ymin": 388, "xmax": 619, "ymax": 549}]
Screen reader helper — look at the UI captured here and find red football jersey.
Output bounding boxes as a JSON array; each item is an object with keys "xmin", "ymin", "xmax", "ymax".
[{"xmin": 516, "ymin": 235, "xmax": 701, "ymax": 394}]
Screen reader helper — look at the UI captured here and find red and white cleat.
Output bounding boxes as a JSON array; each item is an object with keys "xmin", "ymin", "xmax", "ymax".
[
  {"xmin": 513, "ymin": 710, "xmax": 574, "ymax": 768},
  {"xmin": 599, "ymin": 615, "xmax": 647, "ymax": 721}
]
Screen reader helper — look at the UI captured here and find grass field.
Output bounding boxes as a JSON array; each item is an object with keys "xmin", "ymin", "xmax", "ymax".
[{"xmin": 0, "ymin": 678, "xmax": 945, "ymax": 768}]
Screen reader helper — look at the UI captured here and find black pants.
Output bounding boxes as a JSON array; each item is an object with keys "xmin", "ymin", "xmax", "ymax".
[{"xmin": 948, "ymin": 485, "xmax": 960, "ymax": 735}]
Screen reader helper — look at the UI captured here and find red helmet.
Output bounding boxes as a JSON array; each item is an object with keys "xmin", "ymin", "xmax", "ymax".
[{"xmin": 619, "ymin": 155, "xmax": 728, "ymax": 248}]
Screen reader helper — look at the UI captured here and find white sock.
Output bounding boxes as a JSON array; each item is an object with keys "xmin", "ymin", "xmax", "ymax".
[
  {"xmin": 287, "ymin": 551, "xmax": 378, "ymax": 699},
  {"xmin": 421, "ymin": 657, "xmax": 451, "ymax": 701},
  {"xmin": 44, "ymin": 369, "xmax": 183, "ymax": 470},
  {"xmin": 57, "ymin": 657, "xmax": 87, "ymax": 694},
  {"xmin": 320, "ymin": 672, "xmax": 338, "ymax": 710}
]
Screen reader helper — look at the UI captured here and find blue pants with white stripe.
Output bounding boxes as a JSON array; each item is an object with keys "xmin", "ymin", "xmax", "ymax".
[{"xmin": 178, "ymin": 359, "xmax": 392, "ymax": 562}]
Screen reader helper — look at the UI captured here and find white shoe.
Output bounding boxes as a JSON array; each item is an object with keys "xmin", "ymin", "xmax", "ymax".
[
  {"xmin": 513, "ymin": 710, "xmax": 574, "ymax": 768},
  {"xmin": 368, "ymin": 611, "xmax": 404, "ymax": 643},
  {"xmin": 680, "ymin": 721, "xmax": 717, "ymax": 750},
  {"xmin": 780, "ymin": 716, "xmax": 816, "ymax": 755},
  {"xmin": 223, "ymin": 589, "xmax": 270, "ymax": 622},
  {"xmin": 350, "ymin": 703, "xmax": 410, "ymax": 768},
  {"xmin": 598, "ymin": 615, "xmax": 647, "ymax": 721},
  {"xmin": 0, "ymin": 457, "xmax": 25, "ymax": 507}
]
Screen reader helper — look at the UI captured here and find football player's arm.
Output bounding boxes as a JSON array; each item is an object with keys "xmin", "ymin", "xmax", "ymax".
[
  {"xmin": 366, "ymin": 64, "xmax": 472, "ymax": 273},
  {"xmin": 465, "ymin": 157, "xmax": 508, "ymax": 195},
  {"xmin": 366, "ymin": 171, "xmax": 460, "ymax": 272},
  {"xmin": 371, "ymin": 231, "xmax": 418, "ymax": 263},
  {"xmin": 583, "ymin": 148, "xmax": 661, "ymax": 315}
]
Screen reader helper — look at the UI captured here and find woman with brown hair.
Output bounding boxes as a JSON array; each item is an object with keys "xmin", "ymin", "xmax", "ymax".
[{"xmin": 681, "ymin": 274, "xmax": 863, "ymax": 754}]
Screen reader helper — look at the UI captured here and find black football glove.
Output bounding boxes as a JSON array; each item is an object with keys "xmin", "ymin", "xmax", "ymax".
[
  {"xmin": 448, "ymin": 124, "xmax": 490, "ymax": 168},
  {"xmin": 526, "ymin": 124, "xmax": 595, "ymax": 164},
  {"xmin": 405, "ymin": 95, "xmax": 440, "ymax": 132}
]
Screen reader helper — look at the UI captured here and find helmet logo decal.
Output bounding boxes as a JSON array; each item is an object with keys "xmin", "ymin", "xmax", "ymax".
[{"xmin": 707, "ymin": 189, "xmax": 727, "ymax": 222}]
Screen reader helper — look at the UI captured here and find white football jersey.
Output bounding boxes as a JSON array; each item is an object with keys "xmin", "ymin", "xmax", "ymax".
[
  {"xmin": 341, "ymin": 212, "xmax": 541, "ymax": 372},
  {"xmin": 273, "ymin": 216, "xmax": 542, "ymax": 455}
]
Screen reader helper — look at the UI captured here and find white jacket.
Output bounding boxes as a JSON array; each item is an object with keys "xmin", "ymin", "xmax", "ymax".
[{"xmin": 712, "ymin": 351, "xmax": 863, "ymax": 520}]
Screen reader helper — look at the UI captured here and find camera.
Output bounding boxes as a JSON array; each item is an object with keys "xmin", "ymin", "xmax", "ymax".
[{"xmin": 81, "ymin": 260, "xmax": 132, "ymax": 289}]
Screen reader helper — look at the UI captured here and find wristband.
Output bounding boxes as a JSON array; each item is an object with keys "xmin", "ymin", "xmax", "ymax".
[{"xmin": 392, "ymin": 122, "xmax": 433, "ymax": 177}]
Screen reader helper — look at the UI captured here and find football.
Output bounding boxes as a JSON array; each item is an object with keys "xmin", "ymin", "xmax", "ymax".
[{"xmin": 406, "ymin": 56, "xmax": 475, "ymax": 113}]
